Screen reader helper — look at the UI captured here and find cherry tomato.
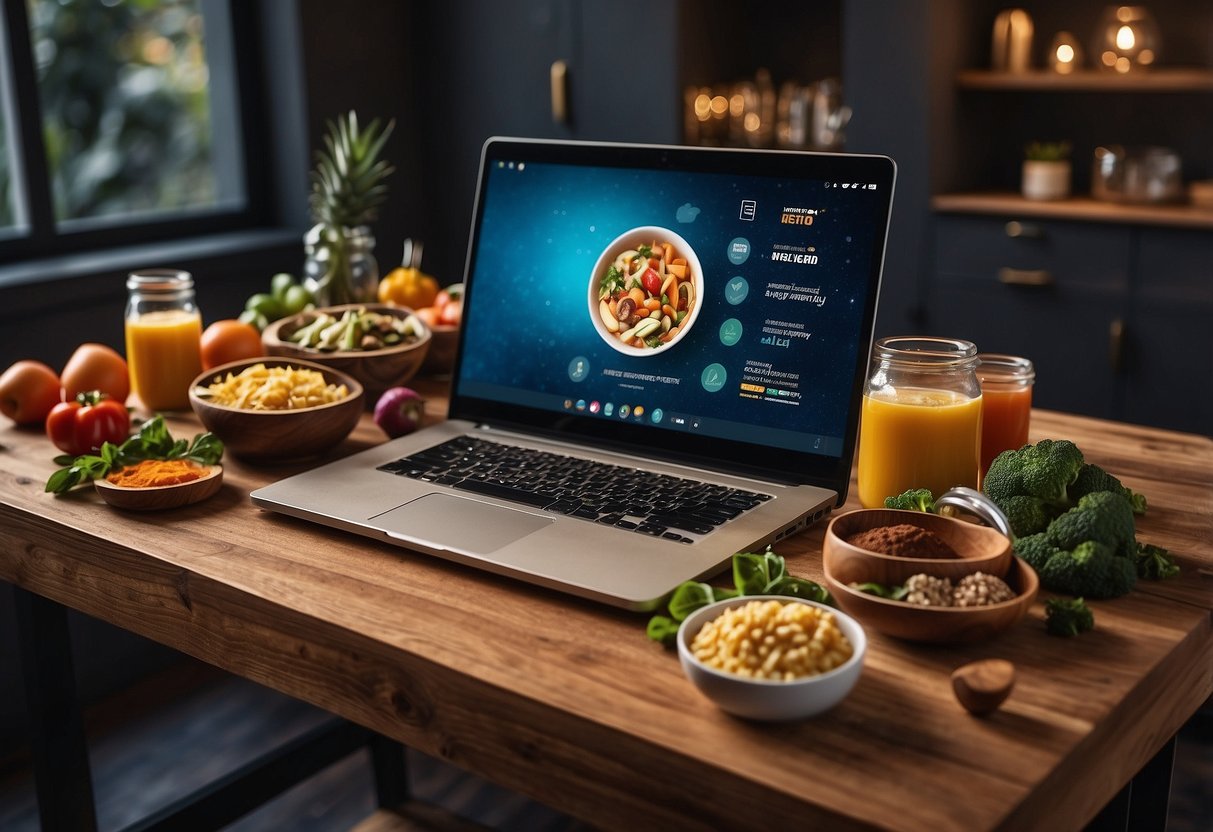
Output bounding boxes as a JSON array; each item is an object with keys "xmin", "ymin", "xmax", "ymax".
[
  {"xmin": 0, "ymin": 360, "xmax": 62, "ymax": 425},
  {"xmin": 641, "ymin": 267, "xmax": 663, "ymax": 297},
  {"xmin": 439, "ymin": 299, "xmax": 463, "ymax": 326},
  {"xmin": 61, "ymin": 343, "xmax": 130, "ymax": 404},
  {"xmin": 200, "ymin": 319, "xmax": 264, "ymax": 370},
  {"xmin": 46, "ymin": 392, "xmax": 131, "ymax": 456},
  {"xmin": 413, "ymin": 306, "xmax": 441, "ymax": 328}
]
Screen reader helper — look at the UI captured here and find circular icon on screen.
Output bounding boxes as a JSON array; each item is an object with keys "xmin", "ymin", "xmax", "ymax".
[{"xmin": 589, "ymin": 226, "xmax": 703, "ymax": 356}]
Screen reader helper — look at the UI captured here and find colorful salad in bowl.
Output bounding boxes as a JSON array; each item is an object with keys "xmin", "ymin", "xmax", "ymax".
[{"xmin": 589, "ymin": 226, "xmax": 703, "ymax": 355}]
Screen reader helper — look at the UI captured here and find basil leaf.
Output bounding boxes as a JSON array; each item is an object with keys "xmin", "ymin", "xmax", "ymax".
[
  {"xmin": 767, "ymin": 575, "xmax": 831, "ymax": 605},
  {"xmin": 851, "ymin": 581, "xmax": 893, "ymax": 598},
  {"xmin": 645, "ymin": 615, "xmax": 681, "ymax": 647},
  {"xmin": 732, "ymin": 552, "xmax": 769, "ymax": 595},
  {"xmin": 763, "ymin": 548, "xmax": 786, "ymax": 585},
  {"xmin": 668, "ymin": 581, "xmax": 715, "ymax": 621}
]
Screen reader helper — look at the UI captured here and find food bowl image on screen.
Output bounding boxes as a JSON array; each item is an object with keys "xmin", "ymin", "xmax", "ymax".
[{"xmin": 588, "ymin": 226, "xmax": 704, "ymax": 357}]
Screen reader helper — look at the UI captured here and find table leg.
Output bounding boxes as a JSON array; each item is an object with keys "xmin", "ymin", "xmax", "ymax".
[
  {"xmin": 12, "ymin": 586, "xmax": 99, "ymax": 832},
  {"xmin": 368, "ymin": 733, "xmax": 410, "ymax": 808},
  {"xmin": 1085, "ymin": 735, "xmax": 1176, "ymax": 832}
]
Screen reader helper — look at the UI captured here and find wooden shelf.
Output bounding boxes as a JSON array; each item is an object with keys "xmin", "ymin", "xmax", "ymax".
[
  {"xmin": 932, "ymin": 192, "xmax": 1213, "ymax": 229},
  {"xmin": 956, "ymin": 68, "xmax": 1213, "ymax": 92}
]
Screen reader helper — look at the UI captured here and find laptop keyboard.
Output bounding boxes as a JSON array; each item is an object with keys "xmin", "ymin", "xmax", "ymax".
[{"xmin": 376, "ymin": 436, "xmax": 770, "ymax": 544}]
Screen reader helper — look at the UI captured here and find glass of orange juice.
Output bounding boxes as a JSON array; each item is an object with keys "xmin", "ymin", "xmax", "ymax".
[
  {"xmin": 856, "ymin": 337, "xmax": 983, "ymax": 508},
  {"xmin": 977, "ymin": 354, "xmax": 1035, "ymax": 483},
  {"xmin": 125, "ymin": 270, "xmax": 203, "ymax": 412}
]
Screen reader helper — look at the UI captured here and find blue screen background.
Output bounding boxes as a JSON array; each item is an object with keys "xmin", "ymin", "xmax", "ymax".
[{"xmin": 458, "ymin": 161, "xmax": 884, "ymax": 455}]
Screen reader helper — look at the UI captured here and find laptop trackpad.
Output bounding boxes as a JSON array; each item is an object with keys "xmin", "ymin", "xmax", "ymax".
[{"xmin": 371, "ymin": 493, "xmax": 552, "ymax": 555}]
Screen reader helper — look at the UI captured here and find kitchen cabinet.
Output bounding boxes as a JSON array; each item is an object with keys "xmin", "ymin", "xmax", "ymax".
[
  {"xmin": 931, "ymin": 214, "xmax": 1130, "ymax": 419},
  {"xmin": 931, "ymin": 212, "xmax": 1213, "ymax": 434}
]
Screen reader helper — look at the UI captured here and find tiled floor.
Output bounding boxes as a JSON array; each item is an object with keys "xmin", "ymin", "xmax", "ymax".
[{"xmin": 0, "ymin": 660, "xmax": 1208, "ymax": 831}]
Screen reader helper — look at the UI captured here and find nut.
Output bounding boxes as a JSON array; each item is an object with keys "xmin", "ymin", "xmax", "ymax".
[
  {"xmin": 903, "ymin": 574, "xmax": 954, "ymax": 607},
  {"xmin": 953, "ymin": 572, "xmax": 1016, "ymax": 607}
]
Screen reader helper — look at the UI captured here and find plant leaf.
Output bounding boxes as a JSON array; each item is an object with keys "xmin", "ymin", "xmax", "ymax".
[
  {"xmin": 732, "ymin": 552, "xmax": 769, "ymax": 595},
  {"xmin": 668, "ymin": 581, "xmax": 716, "ymax": 621},
  {"xmin": 645, "ymin": 615, "xmax": 681, "ymax": 647}
]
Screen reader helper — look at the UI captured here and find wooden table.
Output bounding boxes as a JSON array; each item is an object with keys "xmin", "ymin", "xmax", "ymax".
[{"xmin": 2, "ymin": 381, "xmax": 1211, "ymax": 831}]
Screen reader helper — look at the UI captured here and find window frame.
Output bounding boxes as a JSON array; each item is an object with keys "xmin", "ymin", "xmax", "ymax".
[{"xmin": 0, "ymin": 0, "xmax": 286, "ymax": 263}]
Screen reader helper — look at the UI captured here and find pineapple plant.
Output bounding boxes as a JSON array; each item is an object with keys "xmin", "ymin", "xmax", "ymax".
[{"xmin": 303, "ymin": 111, "xmax": 396, "ymax": 305}]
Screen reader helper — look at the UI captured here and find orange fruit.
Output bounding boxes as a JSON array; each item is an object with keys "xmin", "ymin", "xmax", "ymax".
[
  {"xmin": 200, "ymin": 320, "xmax": 264, "ymax": 370},
  {"xmin": 61, "ymin": 343, "xmax": 130, "ymax": 403},
  {"xmin": 0, "ymin": 360, "xmax": 62, "ymax": 424}
]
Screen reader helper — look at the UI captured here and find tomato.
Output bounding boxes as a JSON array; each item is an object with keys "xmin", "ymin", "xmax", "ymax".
[
  {"xmin": 0, "ymin": 360, "xmax": 62, "ymax": 425},
  {"xmin": 641, "ymin": 267, "xmax": 663, "ymax": 297},
  {"xmin": 433, "ymin": 283, "xmax": 464, "ymax": 313},
  {"xmin": 413, "ymin": 306, "xmax": 441, "ymax": 328},
  {"xmin": 200, "ymin": 319, "xmax": 264, "ymax": 370},
  {"xmin": 439, "ymin": 299, "xmax": 463, "ymax": 326},
  {"xmin": 46, "ymin": 393, "xmax": 130, "ymax": 456},
  {"xmin": 61, "ymin": 343, "xmax": 130, "ymax": 404}
]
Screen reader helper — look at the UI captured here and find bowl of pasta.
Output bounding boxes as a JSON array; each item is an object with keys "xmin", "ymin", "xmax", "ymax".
[
  {"xmin": 589, "ymin": 226, "xmax": 704, "ymax": 356},
  {"xmin": 188, "ymin": 357, "xmax": 364, "ymax": 462}
]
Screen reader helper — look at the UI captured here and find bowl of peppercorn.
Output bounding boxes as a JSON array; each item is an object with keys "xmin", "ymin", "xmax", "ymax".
[{"xmin": 822, "ymin": 503, "xmax": 1037, "ymax": 643}]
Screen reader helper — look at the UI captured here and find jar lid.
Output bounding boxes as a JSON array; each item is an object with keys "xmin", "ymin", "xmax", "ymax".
[{"xmin": 127, "ymin": 268, "xmax": 194, "ymax": 292}]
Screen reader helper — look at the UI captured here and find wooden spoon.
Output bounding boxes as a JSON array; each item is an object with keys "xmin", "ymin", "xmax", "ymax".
[{"xmin": 951, "ymin": 659, "xmax": 1016, "ymax": 715}]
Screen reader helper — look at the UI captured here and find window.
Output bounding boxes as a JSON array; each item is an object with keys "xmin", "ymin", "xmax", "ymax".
[{"xmin": 0, "ymin": 0, "xmax": 257, "ymax": 258}]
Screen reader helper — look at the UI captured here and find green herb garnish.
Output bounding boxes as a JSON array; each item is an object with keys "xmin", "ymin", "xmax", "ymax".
[{"xmin": 646, "ymin": 547, "xmax": 831, "ymax": 647}]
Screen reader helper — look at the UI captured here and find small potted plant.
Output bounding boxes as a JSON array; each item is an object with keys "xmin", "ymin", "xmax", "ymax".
[{"xmin": 1022, "ymin": 141, "xmax": 1072, "ymax": 201}]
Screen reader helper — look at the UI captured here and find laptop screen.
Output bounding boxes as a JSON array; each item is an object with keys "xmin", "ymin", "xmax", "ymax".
[{"xmin": 450, "ymin": 138, "xmax": 895, "ymax": 495}]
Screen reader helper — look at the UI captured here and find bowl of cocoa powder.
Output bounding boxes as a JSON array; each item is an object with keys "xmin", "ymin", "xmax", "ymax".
[
  {"xmin": 821, "ymin": 509, "xmax": 1031, "ymax": 644},
  {"xmin": 822, "ymin": 509, "xmax": 1013, "ymax": 587}
]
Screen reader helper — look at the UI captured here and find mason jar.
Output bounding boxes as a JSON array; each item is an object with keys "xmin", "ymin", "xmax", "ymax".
[
  {"xmin": 856, "ymin": 336, "xmax": 983, "ymax": 508},
  {"xmin": 977, "ymin": 354, "xmax": 1036, "ymax": 482},
  {"xmin": 302, "ymin": 224, "xmax": 380, "ymax": 306},
  {"xmin": 124, "ymin": 269, "xmax": 203, "ymax": 412}
]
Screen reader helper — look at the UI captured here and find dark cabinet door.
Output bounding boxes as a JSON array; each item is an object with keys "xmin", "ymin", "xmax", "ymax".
[
  {"xmin": 931, "ymin": 215, "xmax": 1131, "ymax": 419},
  {"xmin": 1122, "ymin": 228, "xmax": 1213, "ymax": 435}
]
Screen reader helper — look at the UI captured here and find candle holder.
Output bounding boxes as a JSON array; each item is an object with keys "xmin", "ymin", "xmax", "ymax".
[
  {"xmin": 1093, "ymin": 5, "xmax": 1160, "ymax": 73},
  {"xmin": 1049, "ymin": 31, "xmax": 1084, "ymax": 74}
]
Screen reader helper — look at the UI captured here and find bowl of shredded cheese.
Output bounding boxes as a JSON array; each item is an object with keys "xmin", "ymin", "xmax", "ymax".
[
  {"xmin": 677, "ymin": 596, "xmax": 866, "ymax": 721},
  {"xmin": 188, "ymin": 357, "xmax": 364, "ymax": 461}
]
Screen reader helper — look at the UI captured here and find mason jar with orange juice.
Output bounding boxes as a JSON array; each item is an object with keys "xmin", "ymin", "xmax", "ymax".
[
  {"xmin": 124, "ymin": 269, "xmax": 203, "ymax": 412},
  {"xmin": 976, "ymin": 354, "xmax": 1035, "ymax": 483},
  {"xmin": 856, "ymin": 337, "xmax": 983, "ymax": 508}
]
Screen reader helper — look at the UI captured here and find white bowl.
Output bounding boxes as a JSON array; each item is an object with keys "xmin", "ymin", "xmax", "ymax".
[
  {"xmin": 677, "ymin": 595, "xmax": 866, "ymax": 721},
  {"xmin": 588, "ymin": 225, "xmax": 704, "ymax": 356}
]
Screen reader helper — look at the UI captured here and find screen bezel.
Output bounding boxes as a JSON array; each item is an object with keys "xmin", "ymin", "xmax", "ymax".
[{"xmin": 448, "ymin": 137, "xmax": 896, "ymax": 500}]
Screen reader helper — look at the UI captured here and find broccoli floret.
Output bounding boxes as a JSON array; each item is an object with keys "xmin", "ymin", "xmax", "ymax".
[
  {"xmin": 1039, "ymin": 540, "xmax": 1137, "ymax": 599},
  {"xmin": 1045, "ymin": 491, "xmax": 1137, "ymax": 559},
  {"xmin": 1045, "ymin": 597, "xmax": 1095, "ymax": 637},
  {"xmin": 1071, "ymin": 463, "xmax": 1147, "ymax": 515},
  {"xmin": 1013, "ymin": 532, "xmax": 1060, "ymax": 571},
  {"xmin": 1001, "ymin": 495, "xmax": 1058, "ymax": 537},
  {"xmin": 884, "ymin": 488, "xmax": 935, "ymax": 512},
  {"xmin": 1136, "ymin": 542, "xmax": 1180, "ymax": 580},
  {"xmin": 983, "ymin": 439, "xmax": 1084, "ymax": 509}
]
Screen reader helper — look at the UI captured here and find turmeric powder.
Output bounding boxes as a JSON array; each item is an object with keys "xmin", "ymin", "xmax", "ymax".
[{"xmin": 106, "ymin": 458, "xmax": 206, "ymax": 488}]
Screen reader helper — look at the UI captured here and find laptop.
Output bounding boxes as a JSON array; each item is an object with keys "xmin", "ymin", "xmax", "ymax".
[{"xmin": 252, "ymin": 138, "xmax": 896, "ymax": 610}]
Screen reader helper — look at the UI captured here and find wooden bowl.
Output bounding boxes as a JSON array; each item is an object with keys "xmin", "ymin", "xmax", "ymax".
[
  {"xmin": 188, "ymin": 357, "xmax": 364, "ymax": 462},
  {"xmin": 823, "ymin": 509, "xmax": 1012, "ymax": 586},
  {"xmin": 823, "ymin": 556, "xmax": 1039, "ymax": 644},
  {"xmin": 420, "ymin": 324, "xmax": 459, "ymax": 375},
  {"xmin": 95, "ymin": 464, "xmax": 222, "ymax": 511},
  {"xmin": 261, "ymin": 303, "xmax": 431, "ymax": 400}
]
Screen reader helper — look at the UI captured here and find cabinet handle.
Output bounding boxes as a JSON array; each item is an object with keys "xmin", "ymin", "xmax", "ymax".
[
  {"xmin": 1005, "ymin": 220, "xmax": 1043, "ymax": 239},
  {"xmin": 550, "ymin": 60, "xmax": 569, "ymax": 125},
  {"xmin": 998, "ymin": 267, "xmax": 1053, "ymax": 287},
  {"xmin": 1109, "ymin": 317, "xmax": 1125, "ymax": 373}
]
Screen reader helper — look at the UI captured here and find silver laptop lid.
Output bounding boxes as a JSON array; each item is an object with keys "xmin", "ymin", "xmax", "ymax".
[{"xmin": 448, "ymin": 138, "xmax": 896, "ymax": 503}]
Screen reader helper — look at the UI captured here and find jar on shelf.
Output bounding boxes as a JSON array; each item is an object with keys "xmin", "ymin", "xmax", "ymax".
[
  {"xmin": 124, "ymin": 269, "xmax": 203, "ymax": 412},
  {"xmin": 856, "ymin": 337, "xmax": 983, "ymax": 508}
]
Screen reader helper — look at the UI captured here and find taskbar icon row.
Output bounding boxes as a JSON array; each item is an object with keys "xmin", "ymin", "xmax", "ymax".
[{"xmin": 562, "ymin": 397, "xmax": 704, "ymax": 430}]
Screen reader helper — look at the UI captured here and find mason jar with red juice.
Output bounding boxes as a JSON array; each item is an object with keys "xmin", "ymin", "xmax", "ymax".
[{"xmin": 976, "ymin": 354, "xmax": 1035, "ymax": 484}]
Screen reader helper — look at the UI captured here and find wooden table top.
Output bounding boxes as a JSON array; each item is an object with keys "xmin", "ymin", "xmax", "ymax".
[{"xmin": 2, "ymin": 380, "xmax": 1210, "ymax": 831}]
